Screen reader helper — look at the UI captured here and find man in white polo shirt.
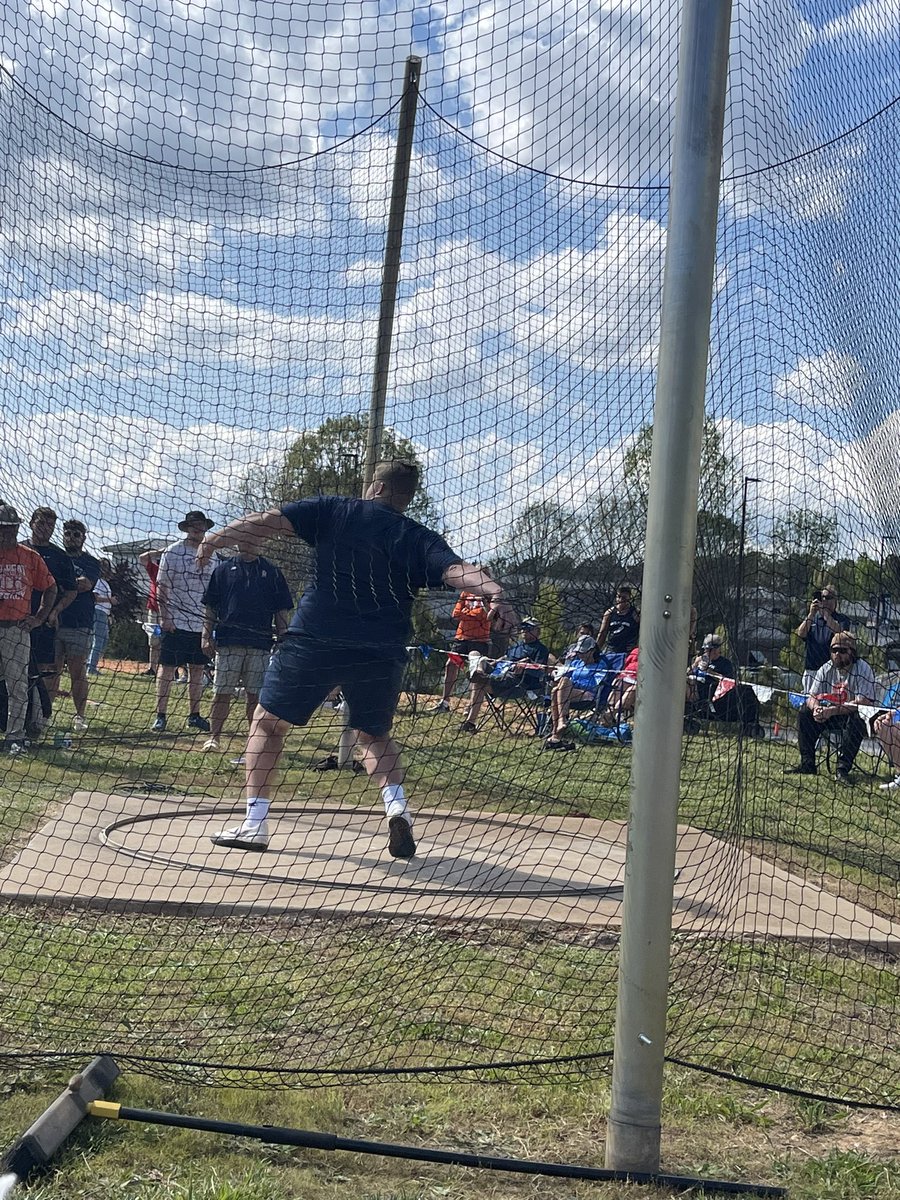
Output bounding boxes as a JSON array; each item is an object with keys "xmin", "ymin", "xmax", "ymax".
[{"xmin": 152, "ymin": 510, "xmax": 215, "ymax": 733}]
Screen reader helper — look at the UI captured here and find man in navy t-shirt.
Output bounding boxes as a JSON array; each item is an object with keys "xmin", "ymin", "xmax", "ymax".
[
  {"xmin": 57, "ymin": 519, "xmax": 102, "ymax": 733},
  {"xmin": 200, "ymin": 552, "xmax": 293, "ymax": 752},
  {"xmin": 458, "ymin": 618, "xmax": 551, "ymax": 732},
  {"xmin": 197, "ymin": 459, "xmax": 517, "ymax": 859}
]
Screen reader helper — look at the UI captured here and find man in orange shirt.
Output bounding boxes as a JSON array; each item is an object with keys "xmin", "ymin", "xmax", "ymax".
[
  {"xmin": 0, "ymin": 505, "xmax": 58, "ymax": 753},
  {"xmin": 431, "ymin": 591, "xmax": 493, "ymax": 713}
]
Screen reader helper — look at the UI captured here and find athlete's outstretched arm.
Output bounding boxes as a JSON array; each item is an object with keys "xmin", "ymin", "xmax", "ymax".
[{"xmin": 197, "ymin": 509, "xmax": 295, "ymax": 567}]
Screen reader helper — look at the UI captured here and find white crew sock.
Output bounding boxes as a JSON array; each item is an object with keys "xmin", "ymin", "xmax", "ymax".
[
  {"xmin": 381, "ymin": 783, "xmax": 409, "ymax": 821},
  {"xmin": 245, "ymin": 796, "xmax": 270, "ymax": 827}
]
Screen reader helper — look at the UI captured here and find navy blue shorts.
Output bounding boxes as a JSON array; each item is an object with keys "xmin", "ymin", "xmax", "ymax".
[
  {"xmin": 160, "ymin": 629, "xmax": 210, "ymax": 668},
  {"xmin": 259, "ymin": 635, "xmax": 405, "ymax": 737}
]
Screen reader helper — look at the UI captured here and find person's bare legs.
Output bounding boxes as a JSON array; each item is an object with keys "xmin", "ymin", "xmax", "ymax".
[
  {"xmin": 551, "ymin": 678, "xmax": 573, "ymax": 738},
  {"xmin": 209, "ymin": 693, "xmax": 232, "ymax": 739},
  {"xmin": 440, "ymin": 659, "xmax": 460, "ymax": 704},
  {"xmin": 356, "ymin": 731, "xmax": 403, "ymax": 787},
  {"xmin": 875, "ymin": 713, "xmax": 900, "ymax": 782},
  {"xmin": 155, "ymin": 664, "xmax": 175, "ymax": 715},
  {"xmin": 187, "ymin": 663, "xmax": 205, "ymax": 715},
  {"xmin": 67, "ymin": 653, "xmax": 89, "ymax": 718},
  {"xmin": 356, "ymin": 728, "xmax": 416, "ymax": 858},
  {"xmin": 245, "ymin": 691, "xmax": 259, "ymax": 727},
  {"xmin": 462, "ymin": 674, "xmax": 490, "ymax": 724},
  {"xmin": 244, "ymin": 706, "xmax": 291, "ymax": 799}
]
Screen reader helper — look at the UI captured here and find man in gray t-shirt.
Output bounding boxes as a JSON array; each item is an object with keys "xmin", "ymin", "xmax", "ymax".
[{"xmin": 786, "ymin": 631, "xmax": 875, "ymax": 784}]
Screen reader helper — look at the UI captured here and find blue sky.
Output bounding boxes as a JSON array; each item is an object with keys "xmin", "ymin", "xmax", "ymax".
[{"xmin": 0, "ymin": 0, "xmax": 898, "ymax": 561}]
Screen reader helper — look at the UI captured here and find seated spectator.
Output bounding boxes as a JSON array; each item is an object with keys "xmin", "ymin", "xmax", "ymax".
[
  {"xmin": 564, "ymin": 622, "xmax": 597, "ymax": 662},
  {"xmin": 786, "ymin": 631, "xmax": 875, "ymax": 785},
  {"xmin": 874, "ymin": 708, "xmax": 900, "ymax": 792},
  {"xmin": 686, "ymin": 634, "xmax": 760, "ymax": 733},
  {"xmin": 795, "ymin": 586, "xmax": 850, "ymax": 695},
  {"xmin": 545, "ymin": 649, "xmax": 621, "ymax": 750},
  {"xmin": 459, "ymin": 618, "xmax": 550, "ymax": 733},
  {"xmin": 432, "ymin": 591, "xmax": 492, "ymax": 713},
  {"xmin": 599, "ymin": 645, "xmax": 640, "ymax": 726},
  {"xmin": 597, "ymin": 586, "xmax": 640, "ymax": 655}
]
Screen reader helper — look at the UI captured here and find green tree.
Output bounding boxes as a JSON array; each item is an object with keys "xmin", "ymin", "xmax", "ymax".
[
  {"xmin": 490, "ymin": 500, "xmax": 585, "ymax": 609},
  {"xmin": 239, "ymin": 414, "xmax": 440, "ymax": 527},
  {"xmin": 532, "ymin": 582, "xmax": 567, "ymax": 654},
  {"xmin": 237, "ymin": 414, "xmax": 442, "ymax": 592}
]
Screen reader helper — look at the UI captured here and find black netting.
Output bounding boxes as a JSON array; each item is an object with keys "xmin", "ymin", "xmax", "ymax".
[{"xmin": 0, "ymin": 2, "xmax": 896, "ymax": 1110}]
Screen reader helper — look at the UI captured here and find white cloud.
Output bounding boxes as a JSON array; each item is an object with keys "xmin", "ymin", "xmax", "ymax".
[
  {"xmin": 774, "ymin": 350, "xmax": 865, "ymax": 411},
  {"xmin": 0, "ymin": 405, "xmax": 301, "ymax": 546},
  {"xmin": 820, "ymin": 1, "xmax": 900, "ymax": 45}
]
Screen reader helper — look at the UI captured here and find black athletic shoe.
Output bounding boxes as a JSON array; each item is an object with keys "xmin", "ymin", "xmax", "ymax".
[
  {"xmin": 388, "ymin": 815, "xmax": 416, "ymax": 859},
  {"xmin": 459, "ymin": 720, "xmax": 477, "ymax": 734},
  {"xmin": 151, "ymin": 714, "xmax": 167, "ymax": 733},
  {"xmin": 785, "ymin": 763, "xmax": 816, "ymax": 775},
  {"xmin": 835, "ymin": 768, "xmax": 854, "ymax": 787},
  {"xmin": 313, "ymin": 754, "xmax": 340, "ymax": 771},
  {"xmin": 187, "ymin": 713, "xmax": 211, "ymax": 732},
  {"xmin": 543, "ymin": 738, "xmax": 576, "ymax": 751}
]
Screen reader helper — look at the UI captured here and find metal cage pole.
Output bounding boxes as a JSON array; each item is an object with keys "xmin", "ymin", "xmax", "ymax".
[
  {"xmin": 605, "ymin": 0, "xmax": 734, "ymax": 1173},
  {"xmin": 362, "ymin": 55, "xmax": 422, "ymax": 493}
]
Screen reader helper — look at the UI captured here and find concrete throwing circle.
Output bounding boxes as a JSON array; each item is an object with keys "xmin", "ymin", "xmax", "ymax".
[{"xmin": 101, "ymin": 805, "xmax": 628, "ymax": 899}]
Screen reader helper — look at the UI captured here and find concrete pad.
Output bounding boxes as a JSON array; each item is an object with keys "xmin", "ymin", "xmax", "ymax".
[{"xmin": 0, "ymin": 791, "xmax": 897, "ymax": 947}]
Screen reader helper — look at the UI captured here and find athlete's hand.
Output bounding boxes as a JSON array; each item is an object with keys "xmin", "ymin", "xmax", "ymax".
[
  {"xmin": 196, "ymin": 538, "xmax": 216, "ymax": 570},
  {"xmin": 488, "ymin": 597, "xmax": 518, "ymax": 633}
]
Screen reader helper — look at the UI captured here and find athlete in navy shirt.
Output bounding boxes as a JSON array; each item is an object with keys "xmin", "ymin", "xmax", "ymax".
[{"xmin": 197, "ymin": 460, "xmax": 517, "ymax": 859}]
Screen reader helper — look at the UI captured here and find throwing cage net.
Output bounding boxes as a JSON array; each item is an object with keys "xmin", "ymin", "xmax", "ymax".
[{"xmin": 0, "ymin": 1, "xmax": 897, "ymax": 1110}]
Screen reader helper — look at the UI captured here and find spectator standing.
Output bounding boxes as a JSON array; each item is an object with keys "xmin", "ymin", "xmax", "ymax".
[
  {"xmin": 153, "ymin": 511, "xmax": 215, "ymax": 733},
  {"xmin": 198, "ymin": 460, "xmax": 515, "ymax": 857},
  {"xmin": 139, "ymin": 548, "xmax": 163, "ymax": 676},
  {"xmin": 87, "ymin": 559, "xmax": 114, "ymax": 676},
  {"xmin": 22, "ymin": 507, "xmax": 77, "ymax": 705},
  {"xmin": 786, "ymin": 631, "xmax": 875, "ymax": 785},
  {"xmin": 432, "ymin": 591, "xmax": 492, "ymax": 713},
  {"xmin": 200, "ymin": 549, "xmax": 293, "ymax": 751},
  {"xmin": 597, "ymin": 586, "xmax": 640, "ymax": 655},
  {"xmin": 0, "ymin": 505, "xmax": 57, "ymax": 754},
  {"xmin": 57, "ymin": 520, "xmax": 101, "ymax": 732},
  {"xmin": 796, "ymin": 586, "xmax": 850, "ymax": 695},
  {"xmin": 459, "ymin": 618, "xmax": 551, "ymax": 733}
]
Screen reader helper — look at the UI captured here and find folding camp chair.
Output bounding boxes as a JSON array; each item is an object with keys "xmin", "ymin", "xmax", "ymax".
[{"xmin": 478, "ymin": 664, "xmax": 549, "ymax": 736}]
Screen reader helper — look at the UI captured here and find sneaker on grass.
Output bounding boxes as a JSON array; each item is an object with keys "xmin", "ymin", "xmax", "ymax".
[
  {"xmin": 878, "ymin": 774, "xmax": 900, "ymax": 791},
  {"xmin": 72, "ymin": 715, "xmax": 88, "ymax": 733},
  {"xmin": 151, "ymin": 714, "xmax": 167, "ymax": 733},
  {"xmin": 210, "ymin": 821, "xmax": 269, "ymax": 851},
  {"xmin": 5, "ymin": 741, "xmax": 27, "ymax": 756},
  {"xmin": 202, "ymin": 737, "xmax": 220, "ymax": 752},
  {"xmin": 187, "ymin": 713, "xmax": 211, "ymax": 732},
  {"xmin": 430, "ymin": 700, "xmax": 450, "ymax": 713}
]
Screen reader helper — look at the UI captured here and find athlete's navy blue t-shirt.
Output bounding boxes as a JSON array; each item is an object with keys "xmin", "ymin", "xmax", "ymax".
[
  {"xmin": 23, "ymin": 541, "xmax": 77, "ymax": 615},
  {"xmin": 59, "ymin": 551, "xmax": 101, "ymax": 629},
  {"xmin": 605, "ymin": 605, "xmax": 640, "ymax": 653},
  {"xmin": 281, "ymin": 497, "xmax": 462, "ymax": 650},
  {"xmin": 202, "ymin": 555, "xmax": 294, "ymax": 649}
]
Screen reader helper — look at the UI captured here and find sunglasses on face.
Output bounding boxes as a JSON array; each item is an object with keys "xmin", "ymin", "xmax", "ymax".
[{"xmin": 830, "ymin": 647, "xmax": 850, "ymax": 655}]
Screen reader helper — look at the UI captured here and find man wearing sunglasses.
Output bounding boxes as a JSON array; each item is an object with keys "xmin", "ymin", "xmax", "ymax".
[
  {"xmin": 795, "ymin": 586, "xmax": 850, "ymax": 696},
  {"xmin": 787, "ymin": 631, "xmax": 875, "ymax": 785}
]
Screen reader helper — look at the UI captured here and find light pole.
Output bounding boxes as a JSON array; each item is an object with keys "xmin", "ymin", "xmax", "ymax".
[{"xmin": 735, "ymin": 477, "xmax": 760, "ymax": 668}]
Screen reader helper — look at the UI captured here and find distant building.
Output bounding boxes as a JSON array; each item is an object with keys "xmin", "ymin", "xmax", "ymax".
[{"xmin": 101, "ymin": 537, "xmax": 169, "ymax": 602}]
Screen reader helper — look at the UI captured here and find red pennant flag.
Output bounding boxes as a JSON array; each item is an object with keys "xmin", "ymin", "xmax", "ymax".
[
  {"xmin": 447, "ymin": 652, "xmax": 464, "ymax": 666},
  {"xmin": 713, "ymin": 677, "xmax": 737, "ymax": 702}
]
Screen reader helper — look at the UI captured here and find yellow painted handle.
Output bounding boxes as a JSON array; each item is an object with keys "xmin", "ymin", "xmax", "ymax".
[{"xmin": 88, "ymin": 1101, "xmax": 121, "ymax": 1119}]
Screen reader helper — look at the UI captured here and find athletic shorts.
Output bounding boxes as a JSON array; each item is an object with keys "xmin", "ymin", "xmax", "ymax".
[
  {"xmin": 213, "ymin": 645, "xmax": 271, "ymax": 694},
  {"xmin": 259, "ymin": 634, "xmax": 405, "ymax": 737},
  {"xmin": 160, "ymin": 629, "xmax": 210, "ymax": 668},
  {"xmin": 30, "ymin": 625, "xmax": 56, "ymax": 665},
  {"xmin": 451, "ymin": 638, "xmax": 490, "ymax": 657},
  {"xmin": 55, "ymin": 625, "xmax": 94, "ymax": 659}
]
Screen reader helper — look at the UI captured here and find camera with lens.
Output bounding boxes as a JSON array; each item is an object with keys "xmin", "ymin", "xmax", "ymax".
[{"xmin": 811, "ymin": 589, "xmax": 822, "ymax": 602}]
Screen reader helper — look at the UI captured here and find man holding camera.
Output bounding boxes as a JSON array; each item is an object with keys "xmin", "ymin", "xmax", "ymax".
[{"xmin": 795, "ymin": 587, "xmax": 850, "ymax": 695}]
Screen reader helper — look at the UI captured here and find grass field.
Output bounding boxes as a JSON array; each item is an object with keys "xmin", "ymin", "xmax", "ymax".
[{"xmin": 0, "ymin": 665, "xmax": 897, "ymax": 1196}]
